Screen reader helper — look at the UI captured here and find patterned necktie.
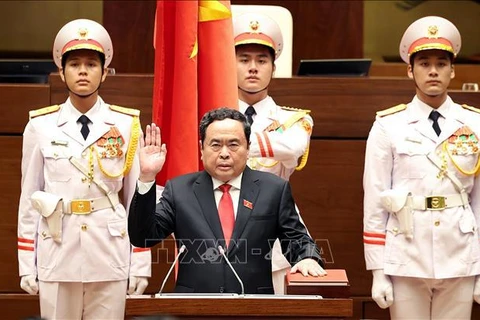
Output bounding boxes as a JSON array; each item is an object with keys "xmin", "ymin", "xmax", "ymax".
[
  {"xmin": 429, "ymin": 110, "xmax": 441, "ymax": 136},
  {"xmin": 218, "ymin": 184, "xmax": 235, "ymax": 247},
  {"xmin": 245, "ymin": 106, "xmax": 256, "ymax": 126},
  {"xmin": 78, "ymin": 115, "xmax": 91, "ymax": 140}
]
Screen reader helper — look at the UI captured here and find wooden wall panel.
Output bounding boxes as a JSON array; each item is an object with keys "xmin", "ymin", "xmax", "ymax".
[
  {"xmin": 0, "ymin": 294, "xmax": 40, "ymax": 319},
  {"xmin": 0, "ymin": 137, "xmax": 22, "ymax": 293},
  {"xmin": 102, "ymin": 0, "xmax": 363, "ymax": 74},
  {"xmin": 270, "ymin": 77, "xmax": 414, "ymax": 138},
  {"xmin": 0, "ymin": 84, "xmax": 49, "ymax": 134},
  {"xmin": 102, "ymin": 0, "xmax": 156, "ymax": 74}
]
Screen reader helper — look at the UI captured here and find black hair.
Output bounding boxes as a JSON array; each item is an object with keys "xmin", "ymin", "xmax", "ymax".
[
  {"xmin": 235, "ymin": 44, "xmax": 275, "ymax": 64},
  {"xmin": 199, "ymin": 107, "xmax": 251, "ymax": 145},
  {"xmin": 409, "ymin": 51, "xmax": 455, "ymax": 67},
  {"xmin": 266, "ymin": 47, "xmax": 276, "ymax": 62},
  {"xmin": 61, "ymin": 50, "xmax": 106, "ymax": 69}
]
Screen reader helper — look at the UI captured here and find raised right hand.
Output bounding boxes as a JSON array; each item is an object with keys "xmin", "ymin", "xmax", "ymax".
[{"xmin": 139, "ymin": 123, "xmax": 167, "ymax": 182}]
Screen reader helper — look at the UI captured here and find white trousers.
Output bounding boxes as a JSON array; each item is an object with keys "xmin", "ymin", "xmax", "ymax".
[
  {"xmin": 389, "ymin": 276, "xmax": 475, "ymax": 320},
  {"xmin": 39, "ymin": 280, "xmax": 127, "ymax": 320}
]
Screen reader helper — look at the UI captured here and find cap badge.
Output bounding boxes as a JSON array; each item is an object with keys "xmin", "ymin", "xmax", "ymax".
[
  {"xmin": 249, "ymin": 20, "xmax": 259, "ymax": 33},
  {"xmin": 427, "ymin": 25, "xmax": 439, "ymax": 38},
  {"xmin": 78, "ymin": 28, "xmax": 89, "ymax": 39}
]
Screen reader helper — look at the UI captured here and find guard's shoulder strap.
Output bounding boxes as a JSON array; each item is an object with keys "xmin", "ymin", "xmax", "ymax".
[
  {"xmin": 280, "ymin": 105, "xmax": 311, "ymax": 113},
  {"xmin": 461, "ymin": 104, "xmax": 480, "ymax": 114},
  {"xmin": 376, "ymin": 104, "xmax": 407, "ymax": 119},
  {"xmin": 270, "ymin": 106, "xmax": 310, "ymax": 133},
  {"xmin": 109, "ymin": 105, "xmax": 140, "ymax": 117},
  {"xmin": 29, "ymin": 105, "xmax": 60, "ymax": 119}
]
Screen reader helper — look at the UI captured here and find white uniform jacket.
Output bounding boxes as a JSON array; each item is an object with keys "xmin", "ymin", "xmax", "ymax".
[
  {"xmin": 364, "ymin": 95, "xmax": 480, "ymax": 279},
  {"xmin": 240, "ymin": 96, "xmax": 314, "ymax": 272},
  {"xmin": 18, "ymin": 97, "xmax": 151, "ymax": 282}
]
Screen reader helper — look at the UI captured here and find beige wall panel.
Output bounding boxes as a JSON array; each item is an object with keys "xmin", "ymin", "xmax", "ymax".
[
  {"xmin": 364, "ymin": 0, "xmax": 480, "ymax": 61},
  {"xmin": 0, "ymin": 0, "xmax": 102, "ymax": 53}
]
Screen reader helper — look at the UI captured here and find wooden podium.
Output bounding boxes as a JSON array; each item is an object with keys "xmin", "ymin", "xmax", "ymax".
[{"xmin": 125, "ymin": 294, "xmax": 353, "ymax": 319}]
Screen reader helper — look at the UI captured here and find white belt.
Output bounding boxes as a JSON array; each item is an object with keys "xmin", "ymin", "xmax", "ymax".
[
  {"xmin": 411, "ymin": 194, "xmax": 467, "ymax": 211},
  {"xmin": 63, "ymin": 193, "xmax": 120, "ymax": 215}
]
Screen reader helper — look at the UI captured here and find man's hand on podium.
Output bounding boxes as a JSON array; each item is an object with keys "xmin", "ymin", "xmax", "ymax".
[
  {"xmin": 290, "ymin": 258, "xmax": 327, "ymax": 277},
  {"xmin": 371, "ymin": 269, "xmax": 393, "ymax": 309}
]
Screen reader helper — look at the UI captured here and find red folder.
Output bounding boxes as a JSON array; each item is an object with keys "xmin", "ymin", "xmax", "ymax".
[
  {"xmin": 286, "ymin": 269, "xmax": 349, "ymax": 285},
  {"xmin": 285, "ymin": 269, "xmax": 350, "ymax": 297}
]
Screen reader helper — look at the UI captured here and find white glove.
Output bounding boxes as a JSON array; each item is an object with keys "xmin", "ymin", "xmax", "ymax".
[
  {"xmin": 20, "ymin": 275, "xmax": 38, "ymax": 295},
  {"xmin": 474, "ymin": 276, "xmax": 480, "ymax": 304},
  {"xmin": 127, "ymin": 276, "xmax": 148, "ymax": 295},
  {"xmin": 371, "ymin": 269, "xmax": 393, "ymax": 309}
]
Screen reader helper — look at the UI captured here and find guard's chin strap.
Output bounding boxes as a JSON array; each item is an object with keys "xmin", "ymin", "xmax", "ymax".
[{"xmin": 238, "ymin": 85, "xmax": 268, "ymax": 95}]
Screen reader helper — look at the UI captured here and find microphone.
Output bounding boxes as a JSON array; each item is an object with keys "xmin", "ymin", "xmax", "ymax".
[
  {"xmin": 158, "ymin": 244, "xmax": 186, "ymax": 295},
  {"xmin": 218, "ymin": 245, "xmax": 245, "ymax": 296}
]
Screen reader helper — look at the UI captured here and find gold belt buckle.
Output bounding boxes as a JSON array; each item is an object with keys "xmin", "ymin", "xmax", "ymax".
[
  {"xmin": 425, "ymin": 196, "xmax": 446, "ymax": 210},
  {"xmin": 71, "ymin": 200, "xmax": 91, "ymax": 215}
]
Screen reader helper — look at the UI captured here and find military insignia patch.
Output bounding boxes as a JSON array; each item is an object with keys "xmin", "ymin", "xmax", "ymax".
[
  {"xmin": 265, "ymin": 120, "xmax": 281, "ymax": 132},
  {"xmin": 97, "ymin": 126, "xmax": 124, "ymax": 158},
  {"xmin": 447, "ymin": 126, "xmax": 479, "ymax": 155},
  {"xmin": 376, "ymin": 104, "xmax": 407, "ymax": 118},
  {"xmin": 301, "ymin": 119, "xmax": 312, "ymax": 134}
]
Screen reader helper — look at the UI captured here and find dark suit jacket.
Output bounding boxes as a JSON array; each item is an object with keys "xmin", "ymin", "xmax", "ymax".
[{"xmin": 129, "ymin": 167, "xmax": 322, "ymax": 294}]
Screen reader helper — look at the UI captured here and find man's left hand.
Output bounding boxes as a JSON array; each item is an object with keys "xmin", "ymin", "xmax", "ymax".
[{"xmin": 290, "ymin": 258, "xmax": 326, "ymax": 277}]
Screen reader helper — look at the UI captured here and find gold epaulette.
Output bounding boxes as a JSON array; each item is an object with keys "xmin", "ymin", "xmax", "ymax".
[
  {"xmin": 29, "ymin": 105, "xmax": 60, "ymax": 119},
  {"xmin": 110, "ymin": 105, "xmax": 140, "ymax": 117},
  {"xmin": 280, "ymin": 106, "xmax": 311, "ymax": 113},
  {"xmin": 461, "ymin": 104, "xmax": 480, "ymax": 114},
  {"xmin": 277, "ymin": 106, "xmax": 312, "ymax": 171},
  {"xmin": 375, "ymin": 104, "xmax": 407, "ymax": 119}
]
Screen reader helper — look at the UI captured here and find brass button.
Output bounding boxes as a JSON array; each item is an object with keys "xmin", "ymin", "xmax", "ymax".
[
  {"xmin": 81, "ymin": 224, "xmax": 88, "ymax": 231},
  {"xmin": 121, "ymin": 230, "xmax": 126, "ymax": 237},
  {"xmin": 392, "ymin": 227, "xmax": 399, "ymax": 234},
  {"xmin": 82, "ymin": 151, "xmax": 87, "ymax": 158},
  {"xmin": 434, "ymin": 221, "xmax": 440, "ymax": 227},
  {"xmin": 41, "ymin": 231, "xmax": 47, "ymax": 238}
]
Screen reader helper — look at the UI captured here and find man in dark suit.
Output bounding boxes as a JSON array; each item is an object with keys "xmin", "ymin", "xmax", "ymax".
[{"xmin": 129, "ymin": 108, "xmax": 325, "ymax": 294}]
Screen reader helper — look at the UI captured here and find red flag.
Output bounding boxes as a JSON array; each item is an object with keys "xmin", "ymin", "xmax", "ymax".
[{"xmin": 153, "ymin": 0, "xmax": 238, "ymax": 185}]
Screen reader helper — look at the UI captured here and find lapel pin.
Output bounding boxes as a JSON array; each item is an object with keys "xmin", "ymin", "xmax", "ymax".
[{"xmin": 243, "ymin": 199, "xmax": 253, "ymax": 210}]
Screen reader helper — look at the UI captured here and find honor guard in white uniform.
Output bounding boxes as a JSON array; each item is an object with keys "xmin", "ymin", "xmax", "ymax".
[
  {"xmin": 17, "ymin": 19, "xmax": 151, "ymax": 319},
  {"xmin": 363, "ymin": 16, "xmax": 480, "ymax": 319},
  {"xmin": 233, "ymin": 12, "xmax": 325, "ymax": 294}
]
